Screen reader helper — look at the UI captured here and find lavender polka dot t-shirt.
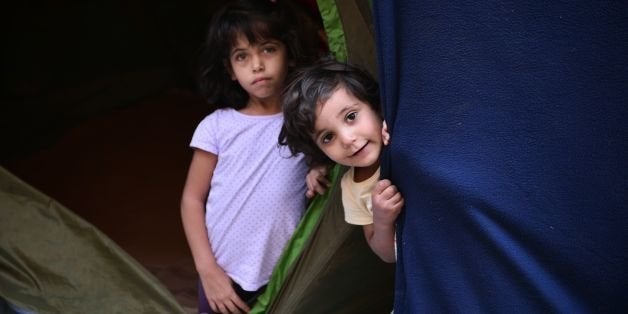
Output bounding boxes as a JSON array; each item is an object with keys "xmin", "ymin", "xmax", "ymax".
[{"xmin": 190, "ymin": 108, "xmax": 308, "ymax": 291}]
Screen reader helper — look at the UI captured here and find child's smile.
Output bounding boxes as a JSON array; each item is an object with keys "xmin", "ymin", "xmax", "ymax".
[
  {"xmin": 313, "ymin": 86, "xmax": 384, "ymax": 173},
  {"xmin": 351, "ymin": 141, "xmax": 370, "ymax": 157}
]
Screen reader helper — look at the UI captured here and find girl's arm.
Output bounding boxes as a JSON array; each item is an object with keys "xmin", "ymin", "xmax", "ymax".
[
  {"xmin": 181, "ymin": 149, "xmax": 250, "ymax": 313},
  {"xmin": 364, "ymin": 179, "xmax": 404, "ymax": 263}
]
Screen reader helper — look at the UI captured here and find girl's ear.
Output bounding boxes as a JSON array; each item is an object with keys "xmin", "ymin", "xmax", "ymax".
[{"xmin": 382, "ymin": 120, "xmax": 391, "ymax": 146}]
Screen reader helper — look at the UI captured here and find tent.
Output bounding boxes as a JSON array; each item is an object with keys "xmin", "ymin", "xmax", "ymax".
[
  {"xmin": 0, "ymin": 167, "xmax": 186, "ymax": 313},
  {"xmin": 5, "ymin": 0, "xmax": 625, "ymax": 313},
  {"xmin": 373, "ymin": 1, "xmax": 628, "ymax": 312}
]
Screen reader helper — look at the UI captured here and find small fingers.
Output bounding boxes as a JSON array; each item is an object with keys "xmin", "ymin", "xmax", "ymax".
[
  {"xmin": 305, "ymin": 165, "xmax": 330, "ymax": 198},
  {"xmin": 306, "ymin": 178, "xmax": 316, "ymax": 192},
  {"xmin": 215, "ymin": 302, "xmax": 227, "ymax": 314},
  {"xmin": 223, "ymin": 301, "xmax": 240, "ymax": 314},
  {"xmin": 211, "ymin": 297, "xmax": 249, "ymax": 314},
  {"xmin": 315, "ymin": 180, "xmax": 329, "ymax": 194},
  {"xmin": 316, "ymin": 165, "xmax": 328, "ymax": 176},
  {"xmin": 372, "ymin": 180, "xmax": 405, "ymax": 215},
  {"xmin": 318, "ymin": 176, "xmax": 331, "ymax": 187},
  {"xmin": 376, "ymin": 180, "xmax": 399, "ymax": 200},
  {"xmin": 373, "ymin": 179, "xmax": 392, "ymax": 194},
  {"xmin": 232, "ymin": 296, "xmax": 250, "ymax": 313},
  {"xmin": 388, "ymin": 193, "xmax": 405, "ymax": 211}
]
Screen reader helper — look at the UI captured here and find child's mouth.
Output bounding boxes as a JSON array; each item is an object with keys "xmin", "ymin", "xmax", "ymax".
[
  {"xmin": 351, "ymin": 143, "xmax": 368, "ymax": 157},
  {"xmin": 252, "ymin": 77, "xmax": 269, "ymax": 84}
]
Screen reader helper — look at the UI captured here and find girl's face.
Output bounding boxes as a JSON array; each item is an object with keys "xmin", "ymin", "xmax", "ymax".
[
  {"xmin": 312, "ymin": 86, "xmax": 385, "ymax": 170},
  {"xmin": 228, "ymin": 34, "xmax": 290, "ymax": 103}
]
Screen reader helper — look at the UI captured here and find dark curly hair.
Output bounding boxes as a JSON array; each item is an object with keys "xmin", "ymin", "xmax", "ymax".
[
  {"xmin": 279, "ymin": 58, "xmax": 382, "ymax": 167},
  {"xmin": 197, "ymin": 0, "xmax": 322, "ymax": 109}
]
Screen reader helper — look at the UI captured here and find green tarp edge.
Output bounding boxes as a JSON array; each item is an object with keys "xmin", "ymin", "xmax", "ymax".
[
  {"xmin": 250, "ymin": 165, "xmax": 342, "ymax": 313},
  {"xmin": 316, "ymin": 0, "xmax": 348, "ymax": 61},
  {"xmin": 0, "ymin": 166, "xmax": 186, "ymax": 314}
]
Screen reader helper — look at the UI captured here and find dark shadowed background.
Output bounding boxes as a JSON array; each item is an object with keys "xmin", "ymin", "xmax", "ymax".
[{"xmin": 2, "ymin": 1, "xmax": 228, "ymax": 310}]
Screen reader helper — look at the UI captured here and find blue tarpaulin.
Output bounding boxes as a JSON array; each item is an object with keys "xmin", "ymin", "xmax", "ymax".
[{"xmin": 373, "ymin": 1, "xmax": 628, "ymax": 312}]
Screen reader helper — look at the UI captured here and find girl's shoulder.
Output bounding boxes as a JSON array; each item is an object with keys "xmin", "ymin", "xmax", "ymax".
[
  {"xmin": 199, "ymin": 108, "xmax": 282, "ymax": 132},
  {"xmin": 205, "ymin": 107, "xmax": 236, "ymax": 118},
  {"xmin": 200, "ymin": 108, "xmax": 238, "ymax": 124},
  {"xmin": 207, "ymin": 108, "xmax": 283, "ymax": 122}
]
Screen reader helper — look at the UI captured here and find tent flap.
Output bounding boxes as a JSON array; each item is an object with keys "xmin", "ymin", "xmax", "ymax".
[
  {"xmin": 373, "ymin": 1, "xmax": 628, "ymax": 312},
  {"xmin": 0, "ymin": 166, "xmax": 185, "ymax": 314}
]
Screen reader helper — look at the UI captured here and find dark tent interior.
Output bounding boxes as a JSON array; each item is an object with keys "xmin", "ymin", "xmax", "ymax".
[{"xmin": 2, "ymin": 1, "xmax": 229, "ymax": 311}]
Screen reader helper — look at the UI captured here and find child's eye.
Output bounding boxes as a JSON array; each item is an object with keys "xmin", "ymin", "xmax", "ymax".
[
  {"xmin": 233, "ymin": 53, "xmax": 247, "ymax": 62},
  {"xmin": 262, "ymin": 46, "xmax": 277, "ymax": 54},
  {"xmin": 346, "ymin": 111, "xmax": 357, "ymax": 122},
  {"xmin": 320, "ymin": 133, "xmax": 334, "ymax": 144}
]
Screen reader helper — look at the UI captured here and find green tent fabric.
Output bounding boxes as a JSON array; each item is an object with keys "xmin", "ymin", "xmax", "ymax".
[
  {"xmin": 251, "ymin": 1, "xmax": 395, "ymax": 312},
  {"xmin": 318, "ymin": 0, "xmax": 377, "ymax": 76},
  {"xmin": 252, "ymin": 166, "xmax": 394, "ymax": 313},
  {"xmin": 0, "ymin": 166, "xmax": 185, "ymax": 314}
]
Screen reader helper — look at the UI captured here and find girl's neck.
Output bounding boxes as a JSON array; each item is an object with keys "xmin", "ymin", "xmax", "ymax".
[
  {"xmin": 239, "ymin": 95, "xmax": 281, "ymax": 115},
  {"xmin": 353, "ymin": 161, "xmax": 380, "ymax": 182}
]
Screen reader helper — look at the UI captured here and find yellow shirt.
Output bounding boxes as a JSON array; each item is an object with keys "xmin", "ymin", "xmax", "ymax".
[{"xmin": 340, "ymin": 167, "xmax": 380, "ymax": 225}]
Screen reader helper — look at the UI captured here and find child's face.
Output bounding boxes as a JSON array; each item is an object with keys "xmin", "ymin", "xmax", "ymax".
[
  {"xmin": 312, "ymin": 86, "xmax": 385, "ymax": 169},
  {"xmin": 229, "ymin": 35, "xmax": 290, "ymax": 102}
]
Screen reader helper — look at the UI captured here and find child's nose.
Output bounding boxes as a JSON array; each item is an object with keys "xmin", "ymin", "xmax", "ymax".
[
  {"xmin": 252, "ymin": 54, "xmax": 264, "ymax": 72},
  {"xmin": 339, "ymin": 129, "xmax": 356, "ymax": 146}
]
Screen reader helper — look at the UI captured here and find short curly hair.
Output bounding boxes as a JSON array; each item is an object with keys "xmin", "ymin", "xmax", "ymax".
[{"xmin": 279, "ymin": 58, "xmax": 382, "ymax": 167}]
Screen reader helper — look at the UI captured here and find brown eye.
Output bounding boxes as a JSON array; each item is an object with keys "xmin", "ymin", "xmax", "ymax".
[
  {"xmin": 233, "ymin": 53, "xmax": 247, "ymax": 62},
  {"xmin": 263, "ymin": 46, "xmax": 277, "ymax": 54},
  {"xmin": 346, "ymin": 112, "xmax": 357, "ymax": 122},
  {"xmin": 321, "ymin": 133, "xmax": 334, "ymax": 144}
]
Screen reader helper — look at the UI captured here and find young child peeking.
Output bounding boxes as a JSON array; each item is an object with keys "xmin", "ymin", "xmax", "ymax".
[{"xmin": 279, "ymin": 58, "xmax": 404, "ymax": 263}]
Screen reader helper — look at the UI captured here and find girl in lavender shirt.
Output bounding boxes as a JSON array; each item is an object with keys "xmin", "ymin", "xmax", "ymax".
[{"xmin": 180, "ymin": 1, "xmax": 325, "ymax": 313}]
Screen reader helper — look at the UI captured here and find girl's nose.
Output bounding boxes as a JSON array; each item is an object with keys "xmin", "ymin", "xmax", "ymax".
[
  {"xmin": 339, "ymin": 129, "xmax": 356, "ymax": 147},
  {"xmin": 252, "ymin": 55, "xmax": 264, "ymax": 72}
]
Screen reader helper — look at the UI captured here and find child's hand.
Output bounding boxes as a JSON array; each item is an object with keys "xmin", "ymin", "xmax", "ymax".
[
  {"xmin": 200, "ymin": 265, "xmax": 250, "ymax": 313},
  {"xmin": 371, "ymin": 179, "xmax": 404, "ymax": 225},
  {"xmin": 305, "ymin": 165, "xmax": 330, "ymax": 198}
]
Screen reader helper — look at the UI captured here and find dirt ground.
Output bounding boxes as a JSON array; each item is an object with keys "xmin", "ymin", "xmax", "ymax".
[{"xmin": 4, "ymin": 88, "xmax": 209, "ymax": 313}]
